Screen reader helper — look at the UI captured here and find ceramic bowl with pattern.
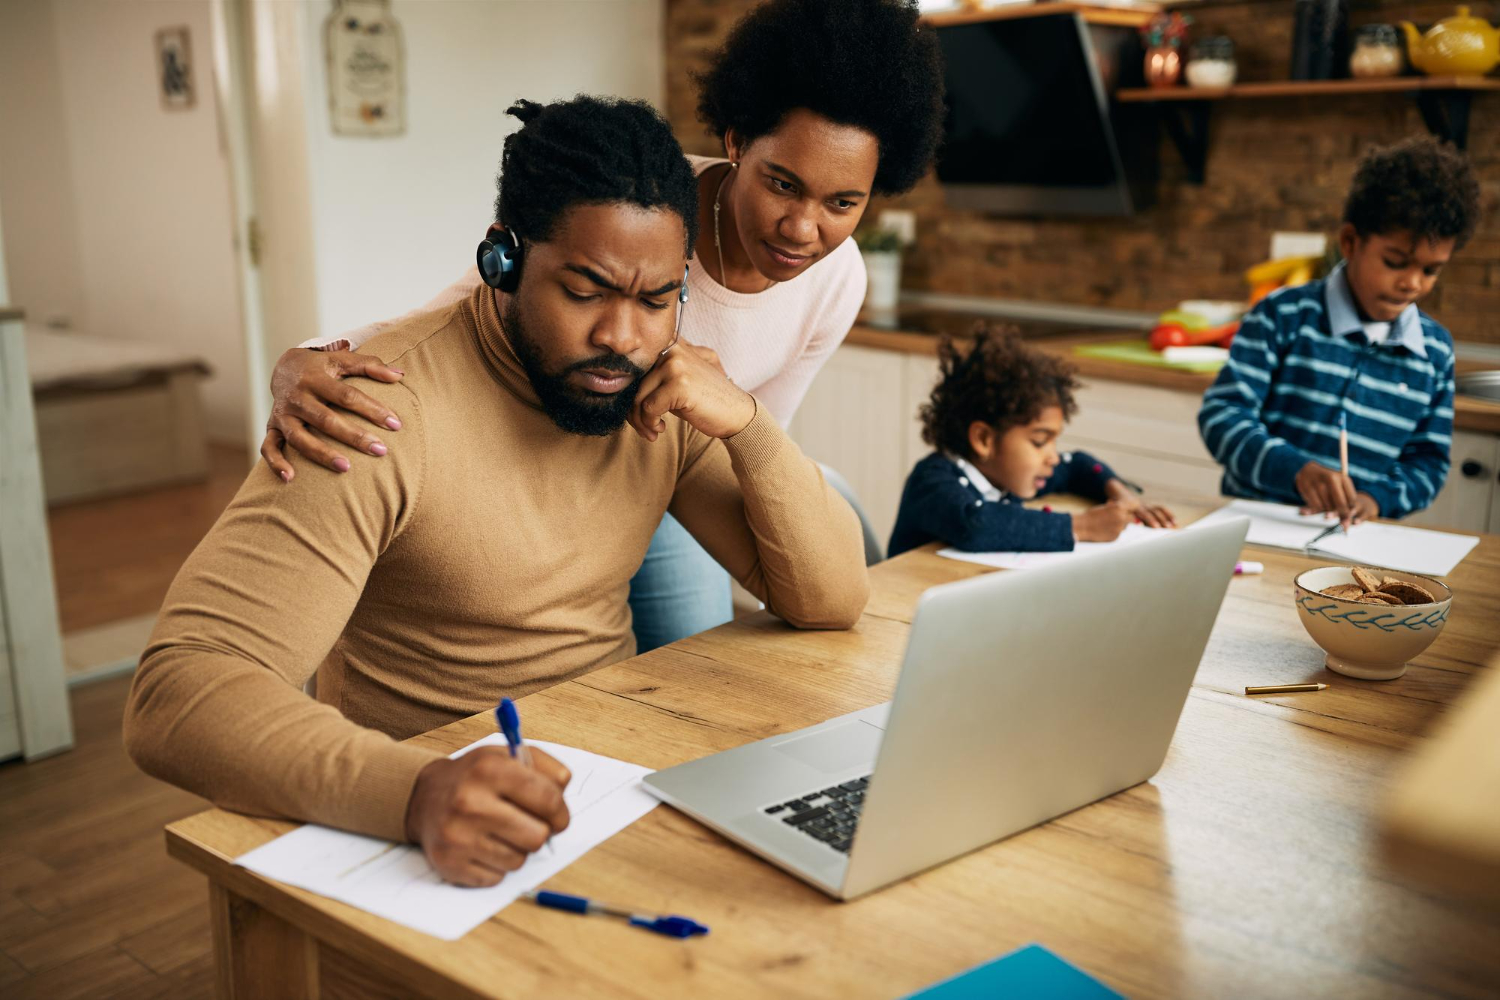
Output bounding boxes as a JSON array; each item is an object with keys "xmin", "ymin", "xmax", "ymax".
[{"xmin": 1292, "ymin": 566, "xmax": 1452, "ymax": 681}]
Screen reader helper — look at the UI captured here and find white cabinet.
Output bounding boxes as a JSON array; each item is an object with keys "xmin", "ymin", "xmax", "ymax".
[
  {"xmin": 787, "ymin": 346, "xmax": 911, "ymax": 546},
  {"xmin": 1062, "ymin": 378, "xmax": 1224, "ymax": 500},
  {"xmin": 1406, "ymin": 430, "xmax": 1500, "ymax": 535}
]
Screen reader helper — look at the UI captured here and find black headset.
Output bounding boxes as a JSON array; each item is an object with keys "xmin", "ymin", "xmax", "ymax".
[{"xmin": 477, "ymin": 228, "xmax": 525, "ymax": 292}]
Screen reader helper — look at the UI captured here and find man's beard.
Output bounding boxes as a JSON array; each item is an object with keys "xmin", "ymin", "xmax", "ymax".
[{"xmin": 504, "ymin": 298, "xmax": 647, "ymax": 436}]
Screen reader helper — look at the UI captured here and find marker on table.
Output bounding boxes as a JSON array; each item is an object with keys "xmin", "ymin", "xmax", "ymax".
[
  {"xmin": 1234, "ymin": 561, "xmax": 1264, "ymax": 576},
  {"xmin": 496, "ymin": 697, "xmax": 554, "ymax": 857},
  {"xmin": 1245, "ymin": 683, "xmax": 1328, "ymax": 695},
  {"xmin": 521, "ymin": 889, "xmax": 709, "ymax": 939}
]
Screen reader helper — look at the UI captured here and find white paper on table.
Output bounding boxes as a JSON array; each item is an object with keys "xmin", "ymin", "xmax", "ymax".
[
  {"xmin": 936, "ymin": 521, "xmax": 1170, "ymax": 570},
  {"xmin": 234, "ymin": 737, "xmax": 657, "ymax": 940},
  {"xmin": 1189, "ymin": 499, "xmax": 1332, "ymax": 549},
  {"xmin": 1189, "ymin": 499, "xmax": 1478, "ymax": 575},
  {"xmin": 1309, "ymin": 521, "xmax": 1479, "ymax": 576}
]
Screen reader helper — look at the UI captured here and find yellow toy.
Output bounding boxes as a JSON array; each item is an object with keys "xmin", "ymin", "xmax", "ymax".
[{"xmin": 1245, "ymin": 254, "xmax": 1322, "ymax": 305}]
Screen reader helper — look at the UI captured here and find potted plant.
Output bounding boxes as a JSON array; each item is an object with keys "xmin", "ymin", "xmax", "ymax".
[{"xmin": 856, "ymin": 227, "xmax": 907, "ymax": 312}]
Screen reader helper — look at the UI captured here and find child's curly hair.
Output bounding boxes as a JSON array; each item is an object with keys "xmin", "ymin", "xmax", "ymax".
[
  {"xmin": 1344, "ymin": 135, "xmax": 1481, "ymax": 249},
  {"xmin": 919, "ymin": 325, "xmax": 1081, "ymax": 459}
]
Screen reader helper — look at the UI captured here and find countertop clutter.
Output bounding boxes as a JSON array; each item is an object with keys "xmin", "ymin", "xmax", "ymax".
[{"xmin": 850, "ymin": 311, "xmax": 1500, "ymax": 434}]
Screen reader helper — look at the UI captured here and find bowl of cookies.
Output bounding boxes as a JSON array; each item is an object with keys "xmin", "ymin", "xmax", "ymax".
[{"xmin": 1292, "ymin": 565, "xmax": 1452, "ymax": 681}]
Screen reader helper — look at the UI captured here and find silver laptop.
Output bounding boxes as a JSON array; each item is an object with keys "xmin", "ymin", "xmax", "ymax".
[{"xmin": 644, "ymin": 516, "xmax": 1250, "ymax": 900}]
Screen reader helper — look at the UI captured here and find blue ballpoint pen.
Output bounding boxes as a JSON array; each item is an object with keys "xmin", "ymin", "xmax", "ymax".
[
  {"xmin": 522, "ymin": 889, "xmax": 709, "ymax": 939},
  {"xmin": 496, "ymin": 697, "xmax": 554, "ymax": 857}
]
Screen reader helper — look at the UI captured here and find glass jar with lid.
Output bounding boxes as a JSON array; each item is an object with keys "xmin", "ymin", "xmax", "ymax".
[
  {"xmin": 1185, "ymin": 36, "xmax": 1238, "ymax": 88},
  {"xmin": 1350, "ymin": 24, "xmax": 1404, "ymax": 77}
]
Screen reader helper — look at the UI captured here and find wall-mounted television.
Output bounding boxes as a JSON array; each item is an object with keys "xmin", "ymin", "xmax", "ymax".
[{"xmin": 934, "ymin": 14, "xmax": 1157, "ymax": 216}]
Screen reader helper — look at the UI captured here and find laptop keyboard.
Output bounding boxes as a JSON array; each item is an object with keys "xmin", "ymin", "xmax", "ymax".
[{"xmin": 762, "ymin": 775, "xmax": 870, "ymax": 854}]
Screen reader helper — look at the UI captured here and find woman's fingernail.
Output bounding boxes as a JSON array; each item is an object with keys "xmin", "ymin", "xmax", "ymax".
[
  {"xmin": 333, "ymin": 458, "xmax": 351, "ymax": 472},
  {"xmin": 279, "ymin": 470, "xmax": 291, "ymax": 482},
  {"xmin": 385, "ymin": 416, "xmax": 402, "ymax": 430},
  {"xmin": 369, "ymin": 441, "xmax": 387, "ymax": 456},
  {"xmin": 390, "ymin": 369, "xmax": 405, "ymax": 376}
]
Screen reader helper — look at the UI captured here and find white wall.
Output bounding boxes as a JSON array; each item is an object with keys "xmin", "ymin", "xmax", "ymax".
[
  {"xmin": 1, "ymin": 0, "xmax": 667, "ymax": 444},
  {"xmin": 0, "ymin": 0, "xmax": 247, "ymax": 444},
  {"xmin": 0, "ymin": 0, "xmax": 85, "ymax": 329},
  {"xmin": 291, "ymin": 0, "xmax": 665, "ymax": 343}
]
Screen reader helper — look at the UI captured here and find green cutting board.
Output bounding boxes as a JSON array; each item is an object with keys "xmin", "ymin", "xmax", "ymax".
[{"xmin": 1072, "ymin": 339, "xmax": 1226, "ymax": 374}]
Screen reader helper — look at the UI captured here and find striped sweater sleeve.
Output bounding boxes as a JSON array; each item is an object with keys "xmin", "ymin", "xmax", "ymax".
[
  {"xmin": 1197, "ymin": 296, "xmax": 1310, "ymax": 496},
  {"xmin": 1360, "ymin": 349, "xmax": 1455, "ymax": 518}
]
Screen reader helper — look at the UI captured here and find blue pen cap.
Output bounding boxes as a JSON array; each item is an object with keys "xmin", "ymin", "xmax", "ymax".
[{"xmin": 497, "ymin": 697, "xmax": 522, "ymax": 746}]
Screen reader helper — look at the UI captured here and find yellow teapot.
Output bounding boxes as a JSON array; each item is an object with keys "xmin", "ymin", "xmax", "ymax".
[{"xmin": 1400, "ymin": 6, "xmax": 1500, "ymax": 75}]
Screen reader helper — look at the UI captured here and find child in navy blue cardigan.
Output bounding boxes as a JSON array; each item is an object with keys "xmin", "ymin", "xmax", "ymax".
[{"xmin": 888, "ymin": 329, "xmax": 1175, "ymax": 558}]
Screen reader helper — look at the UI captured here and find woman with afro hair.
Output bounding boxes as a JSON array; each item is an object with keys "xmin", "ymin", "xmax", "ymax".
[{"xmin": 259, "ymin": 0, "xmax": 947, "ymax": 652}]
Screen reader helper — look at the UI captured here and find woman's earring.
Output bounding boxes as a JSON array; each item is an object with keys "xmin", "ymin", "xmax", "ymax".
[{"xmin": 731, "ymin": 161, "xmax": 738, "ymax": 169}]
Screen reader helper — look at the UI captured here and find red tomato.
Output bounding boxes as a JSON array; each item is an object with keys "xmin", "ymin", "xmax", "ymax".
[{"xmin": 1149, "ymin": 324, "xmax": 1189, "ymax": 351}]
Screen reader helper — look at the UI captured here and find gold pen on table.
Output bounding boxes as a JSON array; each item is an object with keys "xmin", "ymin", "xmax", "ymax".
[{"xmin": 1245, "ymin": 683, "xmax": 1328, "ymax": 695}]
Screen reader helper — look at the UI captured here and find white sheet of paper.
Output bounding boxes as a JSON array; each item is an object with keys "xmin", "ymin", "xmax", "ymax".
[
  {"xmin": 936, "ymin": 521, "xmax": 1169, "ymax": 570},
  {"xmin": 234, "ymin": 737, "xmax": 657, "ymax": 940},
  {"xmin": 1189, "ymin": 499, "xmax": 1331, "ymax": 549},
  {"xmin": 1310, "ymin": 521, "xmax": 1479, "ymax": 576},
  {"xmin": 1189, "ymin": 499, "xmax": 1478, "ymax": 576}
]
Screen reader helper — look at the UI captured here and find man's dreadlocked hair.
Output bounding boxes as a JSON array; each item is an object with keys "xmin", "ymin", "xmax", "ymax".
[{"xmin": 494, "ymin": 96, "xmax": 700, "ymax": 255}]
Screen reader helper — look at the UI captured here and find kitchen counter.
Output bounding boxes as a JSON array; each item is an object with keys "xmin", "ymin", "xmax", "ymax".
[{"xmin": 846, "ymin": 323, "xmax": 1500, "ymax": 434}]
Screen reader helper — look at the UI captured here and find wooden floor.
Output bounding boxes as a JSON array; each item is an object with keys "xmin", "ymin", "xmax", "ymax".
[
  {"xmin": 47, "ymin": 444, "xmax": 250, "ymax": 633},
  {"xmin": 0, "ymin": 445, "xmax": 256, "ymax": 996},
  {"xmin": 0, "ymin": 674, "xmax": 213, "ymax": 998}
]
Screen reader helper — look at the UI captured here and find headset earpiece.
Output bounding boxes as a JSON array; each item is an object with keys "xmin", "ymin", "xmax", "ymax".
[
  {"xmin": 660, "ymin": 264, "xmax": 692, "ymax": 358},
  {"xmin": 476, "ymin": 228, "xmax": 523, "ymax": 292}
]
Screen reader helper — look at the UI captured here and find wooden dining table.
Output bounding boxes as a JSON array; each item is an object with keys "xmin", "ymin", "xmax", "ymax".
[{"xmin": 165, "ymin": 502, "xmax": 1500, "ymax": 999}]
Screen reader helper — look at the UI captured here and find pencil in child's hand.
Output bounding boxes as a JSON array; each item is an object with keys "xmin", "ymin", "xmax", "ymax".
[{"xmin": 1338, "ymin": 410, "xmax": 1349, "ymax": 477}]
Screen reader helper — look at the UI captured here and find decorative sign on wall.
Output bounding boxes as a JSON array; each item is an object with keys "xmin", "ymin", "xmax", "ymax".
[
  {"xmin": 155, "ymin": 26, "xmax": 194, "ymax": 110},
  {"xmin": 324, "ymin": 0, "xmax": 406, "ymax": 137}
]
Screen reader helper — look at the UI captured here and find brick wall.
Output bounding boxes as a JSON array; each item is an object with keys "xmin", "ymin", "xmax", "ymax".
[{"xmin": 664, "ymin": 0, "xmax": 1500, "ymax": 344}]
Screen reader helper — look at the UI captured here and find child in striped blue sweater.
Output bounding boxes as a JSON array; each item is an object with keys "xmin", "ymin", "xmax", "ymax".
[
  {"xmin": 889, "ymin": 328, "xmax": 1175, "ymax": 558},
  {"xmin": 1199, "ymin": 136, "xmax": 1481, "ymax": 525}
]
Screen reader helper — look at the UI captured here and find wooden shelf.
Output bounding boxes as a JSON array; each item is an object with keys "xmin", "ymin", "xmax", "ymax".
[
  {"xmin": 923, "ymin": 2, "xmax": 1161, "ymax": 30},
  {"xmin": 1117, "ymin": 75, "xmax": 1500, "ymax": 102},
  {"xmin": 1117, "ymin": 75, "xmax": 1498, "ymax": 182}
]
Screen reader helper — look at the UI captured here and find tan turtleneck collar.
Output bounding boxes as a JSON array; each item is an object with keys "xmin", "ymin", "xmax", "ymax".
[{"xmin": 464, "ymin": 283, "xmax": 543, "ymax": 410}]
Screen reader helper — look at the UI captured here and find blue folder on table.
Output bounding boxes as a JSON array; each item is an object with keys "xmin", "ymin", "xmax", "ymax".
[{"xmin": 905, "ymin": 943, "xmax": 1124, "ymax": 999}]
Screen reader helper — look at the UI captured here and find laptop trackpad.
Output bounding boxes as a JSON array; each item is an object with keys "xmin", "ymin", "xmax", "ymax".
[{"xmin": 773, "ymin": 721, "xmax": 883, "ymax": 774}]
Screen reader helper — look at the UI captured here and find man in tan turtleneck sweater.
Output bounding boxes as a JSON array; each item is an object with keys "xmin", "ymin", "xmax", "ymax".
[{"xmin": 125, "ymin": 96, "xmax": 868, "ymax": 887}]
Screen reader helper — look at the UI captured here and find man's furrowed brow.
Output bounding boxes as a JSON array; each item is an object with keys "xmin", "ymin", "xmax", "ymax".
[
  {"xmin": 565, "ymin": 263, "xmax": 680, "ymax": 297},
  {"xmin": 642, "ymin": 277, "xmax": 682, "ymax": 297},
  {"xmin": 563, "ymin": 263, "xmax": 623, "ymax": 292}
]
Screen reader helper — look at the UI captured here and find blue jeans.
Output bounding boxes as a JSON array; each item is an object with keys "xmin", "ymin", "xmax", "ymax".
[{"xmin": 628, "ymin": 513, "xmax": 733, "ymax": 653}]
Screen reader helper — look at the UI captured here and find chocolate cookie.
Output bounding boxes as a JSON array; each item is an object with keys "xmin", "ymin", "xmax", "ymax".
[
  {"xmin": 1378, "ymin": 580, "xmax": 1436, "ymax": 606},
  {"xmin": 1321, "ymin": 584, "xmax": 1366, "ymax": 600},
  {"xmin": 1351, "ymin": 567, "xmax": 1383, "ymax": 592}
]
